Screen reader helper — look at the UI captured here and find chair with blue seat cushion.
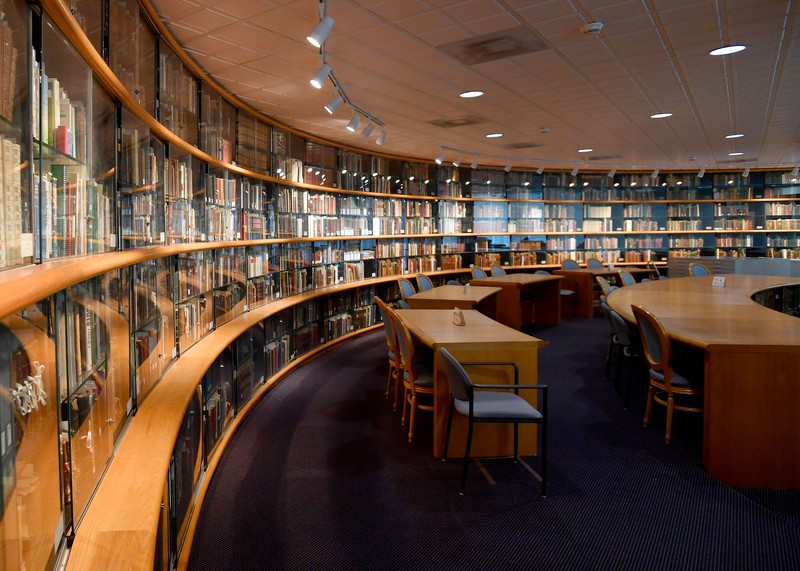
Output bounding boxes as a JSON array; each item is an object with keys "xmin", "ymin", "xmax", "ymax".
[
  {"xmin": 587, "ymin": 258, "xmax": 604, "ymax": 269},
  {"xmin": 447, "ymin": 279, "xmax": 461, "ymax": 286},
  {"xmin": 439, "ymin": 347, "xmax": 548, "ymax": 496},
  {"xmin": 471, "ymin": 266, "xmax": 487, "ymax": 279},
  {"xmin": 688, "ymin": 262, "xmax": 711, "ymax": 277},
  {"xmin": 491, "ymin": 264, "xmax": 506, "ymax": 276},
  {"xmin": 374, "ymin": 296, "xmax": 401, "ymax": 409},
  {"xmin": 600, "ymin": 301, "xmax": 620, "ymax": 381},
  {"xmin": 417, "ymin": 274, "xmax": 435, "ymax": 291},
  {"xmin": 618, "ymin": 269, "xmax": 636, "ymax": 287},
  {"xmin": 398, "ymin": 277, "xmax": 416, "ymax": 300},
  {"xmin": 396, "ymin": 299, "xmax": 411, "ymax": 309},
  {"xmin": 561, "ymin": 259, "xmax": 580, "ymax": 270},
  {"xmin": 538, "ymin": 270, "xmax": 577, "ymax": 317},
  {"xmin": 393, "ymin": 312, "xmax": 435, "ymax": 443},
  {"xmin": 632, "ymin": 304, "xmax": 703, "ymax": 444},
  {"xmin": 609, "ymin": 307, "xmax": 642, "ymax": 408}
]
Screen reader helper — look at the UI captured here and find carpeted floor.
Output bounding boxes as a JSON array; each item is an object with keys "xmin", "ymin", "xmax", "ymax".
[{"xmin": 188, "ymin": 317, "xmax": 800, "ymax": 571}]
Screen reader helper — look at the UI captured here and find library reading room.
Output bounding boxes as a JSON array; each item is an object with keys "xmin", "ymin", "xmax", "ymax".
[{"xmin": 1, "ymin": 0, "xmax": 799, "ymax": 570}]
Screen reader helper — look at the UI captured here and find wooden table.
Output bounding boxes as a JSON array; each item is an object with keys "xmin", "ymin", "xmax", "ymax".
[
  {"xmin": 607, "ymin": 275, "xmax": 800, "ymax": 489},
  {"xmin": 406, "ymin": 284, "xmax": 500, "ymax": 320},
  {"xmin": 469, "ymin": 273, "xmax": 563, "ymax": 329},
  {"xmin": 552, "ymin": 268, "xmax": 619, "ymax": 318},
  {"xmin": 396, "ymin": 309, "xmax": 546, "ymax": 458}
]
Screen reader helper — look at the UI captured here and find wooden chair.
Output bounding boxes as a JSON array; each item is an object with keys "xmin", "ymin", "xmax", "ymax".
[
  {"xmin": 393, "ymin": 312, "xmax": 435, "ymax": 443},
  {"xmin": 417, "ymin": 274, "xmax": 435, "ymax": 291},
  {"xmin": 398, "ymin": 277, "xmax": 416, "ymax": 300},
  {"xmin": 618, "ymin": 269, "xmax": 636, "ymax": 286},
  {"xmin": 538, "ymin": 269, "xmax": 577, "ymax": 317},
  {"xmin": 688, "ymin": 262, "xmax": 711, "ymax": 277},
  {"xmin": 446, "ymin": 279, "xmax": 461, "ymax": 286},
  {"xmin": 440, "ymin": 347, "xmax": 548, "ymax": 496},
  {"xmin": 609, "ymin": 307, "xmax": 641, "ymax": 408},
  {"xmin": 561, "ymin": 259, "xmax": 580, "ymax": 270},
  {"xmin": 596, "ymin": 275, "xmax": 617, "ymax": 300},
  {"xmin": 374, "ymin": 296, "xmax": 401, "ymax": 410},
  {"xmin": 632, "ymin": 305, "xmax": 704, "ymax": 444},
  {"xmin": 491, "ymin": 264, "xmax": 506, "ymax": 276},
  {"xmin": 587, "ymin": 258, "xmax": 604, "ymax": 268},
  {"xmin": 471, "ymin": 266, "xmax": 488, "ymax": 279}
]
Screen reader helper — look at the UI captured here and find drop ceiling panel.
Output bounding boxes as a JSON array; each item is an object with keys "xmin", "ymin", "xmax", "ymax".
[{"xmin": 148, "ymin": 0, "xmax": 798, "ymax": 170}]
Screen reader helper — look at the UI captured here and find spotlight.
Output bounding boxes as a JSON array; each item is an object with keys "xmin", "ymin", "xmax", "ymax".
[
  {"xmin": 361, "ymin": 123, "xmax": 375, "ymax": 138},
  {"xmin": 651, "ymin": 169, "xmax": 659, "ymax": 179},
  {"xmin": 536, "ymin": 166, "xmax": 545, "ymax": 175},
  {"xmin": 453, "ymin": 156, "xmax": 463, "ymax": 167},
  {"xmin": 697, "ymin": 168, "xmax": 705, "ymax": 178},
  {"xmin": 472, "ymin": 159, "xmax": 480, "ymax": 169},
  {"xmin": 435, "ymin": 152, "xmax": 445, "ymax": 165},
  {"xmin": 570, "ymin": 167, "xmax": 579, "ymax": 177},
  {"xmin": 346, "ymin": 113, "xmax": 360, "ymax": 132},
  {"xmin": 607, "ymin": 169, "xmax": 616, "ymax": 179},
  {"xmin": 310, "ymin": 63, "xmax": 331, "ymax": 89},
  {"xmin": 743, "ymin": 167, "xmax": 750, "ymax": 178},
  {"xmin": 376, "ymin": 130, "xmax": 387, "ymax": 145},
  {"xmin": 504, "ymin": 162, "xmax": 512, "ymax": 173},
  {"xmin": 792, "ymin": 166, "xmax": 799, "ymax": 177},
  {"xmin": 324, "ymin": 94, "xmax": 343, "ymax": 114},
  {"xmin": 307, "ymin": 15, "xmax": 335, "ymax": 48}
]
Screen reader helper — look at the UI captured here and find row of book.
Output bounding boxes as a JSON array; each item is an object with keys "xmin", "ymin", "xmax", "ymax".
[
  {"xmin": 0, "ymin": 21, "xmax": 17, "ymax": 121},
  {"xmin": 0, "ymin": 135, "xmax": 22, "ymax": 267},
  {"xmin": 625, "ymin": 237, "xmax": 666, "ymax": 248}
]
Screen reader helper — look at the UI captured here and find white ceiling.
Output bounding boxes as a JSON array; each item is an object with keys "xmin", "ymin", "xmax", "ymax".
[{"xmin": 150, "ymin": 0, "xmax": 800, "ymax": 172}]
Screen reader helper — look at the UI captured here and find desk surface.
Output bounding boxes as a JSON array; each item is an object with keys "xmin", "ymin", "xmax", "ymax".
[
  {"xmin": 408, "ymin": 284, "xmax": 501, "ymax": 304},
  {"xmin": 470, "ymin": 273, "xmax": 563, "ymax": 286},
  {"xmin": 607, "ymin": 274, "xmax": 800, "ymax": 350},
  {"xmin": 396, "ymin": 309, "xmax": 544, "ymax": 349}
]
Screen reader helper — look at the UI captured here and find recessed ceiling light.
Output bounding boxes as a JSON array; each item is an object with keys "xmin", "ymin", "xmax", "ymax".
[
  {"xmin": 578, "ymin": 148, "xmax": 593, "ymax": 153},
  {"xmin": 485, "ymin": 133, "xmax": 503, "ymax": 138},
  {"xmin": 710, "ymin": 45, "xmax": 746, "ymax": 56},
  {"xmin": 725, "ymin": 133, "xmax": 744, "ymax": 139},
  {"xmin": 728, "ymin": 152, "xmax": 744, "ymax": 156},
  {"xmin": 650, "ymin": 113, "xmax": 672, "ymax": 119},
  {"xmin": 460, "ymin": 90, "xmax": 484, "ymax": 98}
]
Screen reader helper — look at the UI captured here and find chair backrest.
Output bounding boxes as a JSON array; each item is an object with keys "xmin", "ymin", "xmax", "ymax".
[
  {"xmin": 471, "ymin": 266, "xmax": 487, "ymax": 279},
  {"xmin": 439, "ymin": 347, "xmax": 472, "ymax": 402},
  {"xmin": 562, "ymin": 259, "xmax": 580, "ymax": 270},
  {"xmin": 600, "ymin": 301, "xmax": 616, "ymax": 334},
  {"xmin": 609, "ymin": 308, "xmax": 633, "ymax": 346},
  {"xmin": 446, "ymin": 279, "xmax": 461, "ymax": 286},
  {"xmin": 373, "ymin": 296, "xmax": 396, "ymax": 353},
  {"xmin": 396, "ymin": 299, "xmax": 411, "ymax": 310},
  {"xmin": 647, "ymin": 260, "xmax": 666, "ymax": 279},
  {"xmin": 596, "ymin": 275, "xmax": 619, "ymax": 297},
  {"xmin": 392, "ymin": 312, "xmax": 419, "ymax": 383},
  {"xmin": 632, "ymin": 305, "xmax": 674, "ymax": 389},
  {"xmin": 398, "ymin": 278, "xmax": 416, "ymax": 299},
  {"xmin": 618, "ymin": 270, "xmax": 636, "ymax": 287},
  {"xmin": 689, "ymin": 263, "xmax": 711, "ymax": 277},
  {"xmin": 491, "ymin": 264, "xmax": 506, "ymax": 276},
  {"xmin": 535, "ymin": 270, "xmax": 551, "ymax": 275},
  {"xmin": 587, "ymin": 258, "xmax": 603, "ymax": 269},
  {"xmin": 417, "ymin": 274, "xmax": 435, "ymax": 291}
]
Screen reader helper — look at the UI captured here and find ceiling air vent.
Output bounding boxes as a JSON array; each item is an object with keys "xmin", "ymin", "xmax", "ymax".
[
  {"xmin": 428, "ymin": 117, "xmax": 486, "ymax": 128},
  {"xmin": 437, "ymin": 27, "xmax": 549, "ymax": 65},
  {"xmin": 505, "ymin": 142, "xmax": 542, "ymax": 150},
  {"xmin": 588, "ymin": 155, "xmax": 621, "ymax": 161}
]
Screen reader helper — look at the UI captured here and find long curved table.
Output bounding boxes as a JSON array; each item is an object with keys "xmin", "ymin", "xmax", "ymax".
[{"xmin": 607, "ymin": 275, "xmax": 800, "ymax": 489}]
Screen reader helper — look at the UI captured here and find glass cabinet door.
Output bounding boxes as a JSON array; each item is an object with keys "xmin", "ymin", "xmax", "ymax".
[
  {"xmin": 109, "ymin": 0, "xmax": 157, "ymax": 116},
  {"xmin": 0, "ymin": 0, "xmax": 33, "ymax": 270},
  {"xmin": 119, "ymin": 108, "xmax": 165, "ymax": 246},
  {"xmin": 36, "ymin": 14, "xmax": 117, "ymax": 260}
]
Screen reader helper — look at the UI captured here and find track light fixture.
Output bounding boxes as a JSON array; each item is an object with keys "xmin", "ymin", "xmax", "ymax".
[
  {"xmin": 571, "ymin": 167, "xmax": 579, "ymax": 177},
  {"xmin": 792, "ymin": 166, "xmax": 799, "ymax": 177},
  {"xmin": 472, "ymin": 159, "xmax": 480, "ymax": 169},
  {"xmin": 698, "ymin": 168, "xmax": 705, "ymax": 178},
  {"xmin": 504, "ymin": 162, "xmax": 513, "ymax": 173},
  {"xmin": 345, "ymin": 113, "xmax": 360, "ymax": 133},
  {"xmin": 307, "ymin": 14, "xmax": 335, "ymax": 48},
  {"xmin": 310, "ymin": 63, "xmax": 331, "ymax": 89},
  {"xmin": 743, "ymin": 167, "xmax": 750, "ymax": 178},
  {"xmin": 607, "ymin": 169, "xmax": 616, "ymax": 179},
  {"xmin": 361, "ymin": 122, "xmax": 375, "ymax": 138},
  {"xmin": 536, "ymin": 166, "xmax": 545, "ymax": 175},
  {"xmin": 376, "ymin": 130, "xmax": 387, "ymax": 145},
  {"xmin": 651, "ymin": 169, "xmax": 659, "ymax": 179},
  {"xmin": 435, "ymin": 152, "xmax": 445, "ymax": 165},
  {"xmin": 324, "ymin": 95, "xmax": 343, "ymax": 114},
  {"xmin": 453, "ymin": 156, "xmax": 463, "ymax": 167}
]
